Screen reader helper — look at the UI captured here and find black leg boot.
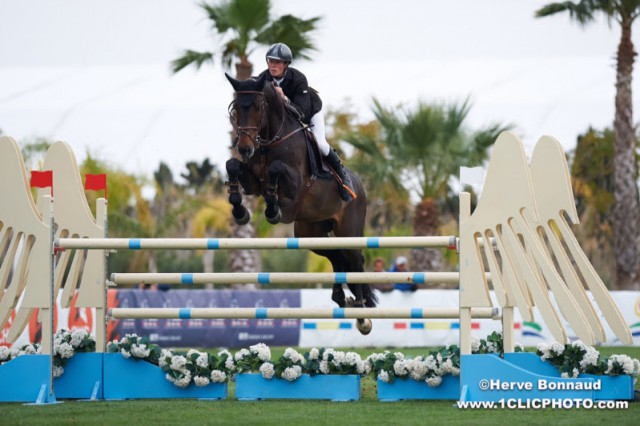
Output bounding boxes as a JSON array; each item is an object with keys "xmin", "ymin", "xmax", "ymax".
[{"xmin": 324, "ymin": 149, "xmax": 357, "ymax": 202}]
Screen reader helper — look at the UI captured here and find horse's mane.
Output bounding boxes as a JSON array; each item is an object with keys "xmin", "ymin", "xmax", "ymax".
[{"xmin": 262, "ymin": 82, "xmax": 304, "ymax": 122}]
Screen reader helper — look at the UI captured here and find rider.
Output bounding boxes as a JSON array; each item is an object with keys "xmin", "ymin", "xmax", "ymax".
[{"xmin": 257, "ymin": 42, "xmax": 357, "ymax": 202}]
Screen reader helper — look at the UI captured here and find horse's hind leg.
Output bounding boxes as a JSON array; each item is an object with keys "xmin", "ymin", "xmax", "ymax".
[
  {"xmin": 295, "ymin": 222, "xmax": 348, "ymax": 307},
  {"xmin": 226, "ymin": 158, "xmax": 250, "ymax": 225}
]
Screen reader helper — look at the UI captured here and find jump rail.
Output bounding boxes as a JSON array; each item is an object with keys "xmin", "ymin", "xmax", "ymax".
[
  {"xmin": 56, "ymin": 236, "xmax": 458, "ymax": 251},
  {"xmin": 109, "ymin": 271, "xmax": 467, "ymax": 285},
  {"xmin": 108, "ymin": 307, "xmax": 500, "ymax": 320}
]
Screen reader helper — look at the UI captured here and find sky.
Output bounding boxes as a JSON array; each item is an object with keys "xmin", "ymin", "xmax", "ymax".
[{"xmin": 0, "ymin": 0, "xmax": 631, "ymax": 181}]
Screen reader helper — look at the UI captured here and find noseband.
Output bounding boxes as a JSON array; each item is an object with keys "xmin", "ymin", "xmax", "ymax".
[{"xmin": 230, "ymin": 90, "xmax": 286, "ymax": 148}]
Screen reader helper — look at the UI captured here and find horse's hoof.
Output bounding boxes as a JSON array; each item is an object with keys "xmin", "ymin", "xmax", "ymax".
[
  {"xmin": 357, "ymin": 318, "xmax": 373, "ymax": 335},
  {"xmin": 345, "ymin": 296, "xmax": 356, "ymax": 307},
  {"xmin": 234, "ymin": 209, "xmax": 251, "ymax": 225},
  {"xmin": 265, "ymin": 210, "xmax": 282, "ymax": 225}
]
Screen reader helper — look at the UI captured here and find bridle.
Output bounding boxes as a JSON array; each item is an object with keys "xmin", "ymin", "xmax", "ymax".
[{"xmin": 229, "ymin": 88, "xmax": 304, "ymax": 149}]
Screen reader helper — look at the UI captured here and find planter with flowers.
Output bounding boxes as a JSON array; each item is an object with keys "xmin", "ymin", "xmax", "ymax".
[
  {"xmin": 370, "ymin": 332, "xmax": 518, "ymax": 401},
  {"xmin": 234, "ymin": 344, "xmax": 363, "ymax": 401},
  {"xmin": 0, "ymin": 343, "xmax": 54, "ymax": 403},
  {"xmin": 530, "ymin": 340, "xmax": 638, "ymax": 400},
  {"xmin": 51, "ymin": 329, "xmax": 102, "ymax": 400},
  {"xmin": 104, "ymin": 334, "xmax": 232, "ymax": 400},
  {"xmin": 0, "ymin": 329, "xmax": 100, "ymax": 402},
  {"xmin": 462, "ymin": 333, "xmax": 639, "ymax": 402},
  {"xmin": 369, "ymin": 346, "xmax": 461, "ymax": 401}
]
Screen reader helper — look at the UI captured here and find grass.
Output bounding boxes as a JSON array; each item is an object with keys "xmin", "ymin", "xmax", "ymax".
[{"xmin": 1, "ymin": 346, "xmax": 639, "ymax": 426}]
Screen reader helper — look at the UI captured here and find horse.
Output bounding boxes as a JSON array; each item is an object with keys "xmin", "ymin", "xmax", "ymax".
[{"xmin": 224, "ymin": 72, "xmax": 378, "ymax": 334}]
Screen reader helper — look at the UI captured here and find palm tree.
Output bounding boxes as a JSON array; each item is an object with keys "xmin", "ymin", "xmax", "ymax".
[
  {"xmin": 172, "ymin": 0, "xmax": 321, "ymax": 274},
  {"xmin": 345, "ymin": 98, "xmax": 509, "ymax": 273},
  {"xmin": 535, "ymin": 0, "xmax": 640, "ymax": 289}
]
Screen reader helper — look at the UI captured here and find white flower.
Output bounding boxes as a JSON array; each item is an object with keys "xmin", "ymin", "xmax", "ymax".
[
  {"xmin": 0, "ymin": 346, "xmax": 11, "ymax": 362},
  {"xmin": 282, "ymin": 365, "xmax": 302, "ymax": 382},
  {"xmin": 485, "ymin": 342, "xmax": 496, "ymax": 353},
  {"xmin": 174, "ymin": 373, "xmax": 192, "ymax": 388},
  {"xmin": 356, "ymin": 360, "xmax": 367, "ymax": 375},
  {"xmin": 259, "ymin": 363, "xmax": 275, "ymax": 380},
  {"xmin": 56, "ymin": 342, "xmax": 74, "ymax": 358},
  {"xmin": 345, "ymin": 352, "xmax": 360, "ymax": 366},
  {"xmin": 426, "ymin": 375, "xmax": 442, "ymax": 387},
  {"xmin": 210, "ymin": 370, "xmax": 227, "ymax": 383},
  {"xmin": 394, "ymin": 352, "xmax": 405, "ymax": 361},
  {"xmin": 283, "ymin": 348, "xmax": 303, "ymax": 364},
  {"xmin": 378, "ymin": 370, "xmax": 390, "ymax": 383},
  {"xmin": 187, "ymin": 349, "xmax": 200, "ymax": 358},
  {"xmin": 170, "ymin": 355, "xmax": 187, "ymax": 370},
  {"xmin": 409, "ymin": 359, "xmax": 428, "ymax": 381},
  {"xmin": 250, "ymin": 343, "xmax": 271, "ymax": 361},
  {"xmin": 19, "ymin": 344, "xmax": 38, "ymax": 355},
  {"xmin": 224, "ymin": 357, "xmax": 236, "ymax": 372},
  {"xmin": 120, "ymin": 348, "xmax": 131, "ymax": 359},
  {"xmin": 548, "ymin": 342, "xmax": 564, "ymax": 356},
  {"xmin": 130, "ymin": 344, "xmax": 151, "ymax": 359},
  {"xmin": 196, "ymin": 353, "xmax": 209, "ymax": 368},
  {"xmin": 70, "ymin": 329, "xmax": 88, "ymax": 347},
  {"xmin": 52, "ymin": 365, "xmax": 64, "ymax": 378},
  {"xmin": 560, "ymin": 372, "xmax": 569, "ymax": 378},
  {"xmin": 194, "ymin": 375, "xmax": 210, "ymax": 387},
  {"xmin": 441, "ymin": 358, "xmax": 454, "ymax": 374},
  {"xmin": 309, "ymin": 348, "xmax": 320, "ymax": 360},
  {"xmin": 158, "ymin": 349, "xmax": 173, "ymax": 368},
  {"xmin": 234, "ymin": 348, "xmax": 250, "ymax": 361},
  {"xmin": 322, "ymin": 349, "xmax": 336, "ymax": 361},
  {"xmin": 579, "ymin": 346, "xmax": 600, "ymax": 370},
  {"xmin": 331, "ymin": 351, "xmax": 346, "ymax": 367},
  {"xmin": 319, "ymin": 360, "xmax": 330, "ymax": 374},
  {"xmin": 607, "ymin": 355, "xmax": 637, "ymax": 375},
  {"xmin": 425, "ymin": 355, "xmax": 438, "ymax": 371},
  {"xmin": 217, "ymin": 349, "xmax": 232, "ymax": 358},
  {"xmin": 393, "ymin": 360, "xmax": 409, "ymax": 377},
  {"xmin": 471, "ymin": 337, "xmax": 481, "ymax": 353}
]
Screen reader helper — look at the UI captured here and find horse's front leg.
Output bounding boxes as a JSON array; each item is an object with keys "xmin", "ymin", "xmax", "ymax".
[
  {"xmin": 226, "ymin": 158, "xmax": 251, "ymax": 225},
  {"xmin": 264, "ymin": 160, "xmax": 285, "ymax": 224}
]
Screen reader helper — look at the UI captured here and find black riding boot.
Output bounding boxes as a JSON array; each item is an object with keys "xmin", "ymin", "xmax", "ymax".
[{"xmin": 324, "ymin": 149, "xmax": 357, "ymax": 202}]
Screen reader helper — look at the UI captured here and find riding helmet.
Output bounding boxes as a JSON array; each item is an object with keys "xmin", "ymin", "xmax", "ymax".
[{"xmin": 266, "ymin": 43, "xmax": 293, "ymax": 64}]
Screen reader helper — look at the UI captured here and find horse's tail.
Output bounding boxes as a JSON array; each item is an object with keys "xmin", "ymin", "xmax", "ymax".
[{"xmin": 363, "ymin": 284, "xmax": 379, "ymax": 308}]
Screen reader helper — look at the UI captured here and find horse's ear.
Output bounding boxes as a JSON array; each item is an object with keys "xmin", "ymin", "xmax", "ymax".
[{"xmin": 225, "ymin": 73, "xmax": 240, "ymax": 91}]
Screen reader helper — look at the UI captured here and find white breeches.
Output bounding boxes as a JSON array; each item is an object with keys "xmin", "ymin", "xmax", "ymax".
[{"xmin": 310, "ymin": 108, "xmax": 331, "ymax": 156}]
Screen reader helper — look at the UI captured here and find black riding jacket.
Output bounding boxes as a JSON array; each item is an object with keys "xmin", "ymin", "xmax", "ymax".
[{"xmin": 258, "ymin": 67, "xmax": 322, "ymax": 125}]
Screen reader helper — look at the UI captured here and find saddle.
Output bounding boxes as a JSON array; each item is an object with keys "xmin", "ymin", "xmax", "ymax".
[
  {"xmin": 283, "ymin": 102, "xmax": 338, "ymax": 183},
  {"xmin": 303, "ymin": 127, "xmax": 337, "ymax": 181}
]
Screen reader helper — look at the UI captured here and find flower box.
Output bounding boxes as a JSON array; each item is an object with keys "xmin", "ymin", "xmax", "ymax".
[
  {"xmin": 503, "ymin": 352, "xmax": 634, "ymax": 400},
  {"xmin": 54, "ymin": 352, "xmax": 103, "ymax": 400},
  {"xmin": 0, "ymin": 354, "xmax": 56, "ymax": 403},
  {"xmin": 103, "ymin": 353, "xmax": 227, "ymax": 400},
  {"xmin": 235, "ymin": 373, "xmax": 360, "ymax": 401},
  {"xmin": 377, "ymin": 375, "xmax": 460, "ymax": 401}
]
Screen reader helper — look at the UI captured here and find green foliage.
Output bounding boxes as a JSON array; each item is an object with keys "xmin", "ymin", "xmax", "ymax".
[{"xmin": 172, "ymin": 0, "xmax": 322, "ymax": 73}]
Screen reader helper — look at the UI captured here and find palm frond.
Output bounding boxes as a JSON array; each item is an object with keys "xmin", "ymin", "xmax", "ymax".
[
  {"xmin": 171, "ymin": 50, "xmax": 214, "ymax": 73},
  {"xmin": 255, "ymin": 15, "xmax": 322, "ymax": 60},
  {"xmin": 535, "ymin": 1, "xmax": 597, "ymax": 24}
]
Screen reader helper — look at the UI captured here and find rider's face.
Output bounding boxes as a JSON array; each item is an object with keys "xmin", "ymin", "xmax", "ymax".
[{"xmin": 267, "ymin": 59, "xmax": 287, "ymax": 79}]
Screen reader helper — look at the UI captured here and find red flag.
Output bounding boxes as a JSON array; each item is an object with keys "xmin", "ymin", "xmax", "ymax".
[
  {"xmin": 30, "ymin": 170, "xmax": 53, "ymax": 196},
  {"xmin": 84, "ymin": 173, "xmax": 108, "ymax": 198}
]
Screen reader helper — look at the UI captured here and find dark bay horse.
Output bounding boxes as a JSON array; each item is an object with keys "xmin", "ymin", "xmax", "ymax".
[{"xmin": 224, "ymin": 73, "xmax": 378, "ymax": 334}]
